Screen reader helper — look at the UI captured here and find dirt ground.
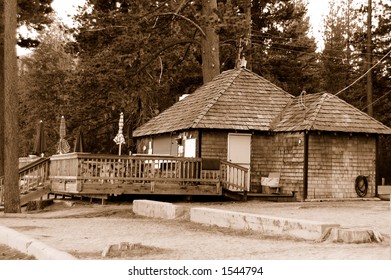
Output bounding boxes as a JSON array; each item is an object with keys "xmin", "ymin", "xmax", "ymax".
[
  {"xmin": 0, "ymin": 199, "xmax": 390, "ymax": 260},
  {"xmin": 0, "ymin": 244, "xmax": 35, "ymax": 260}
]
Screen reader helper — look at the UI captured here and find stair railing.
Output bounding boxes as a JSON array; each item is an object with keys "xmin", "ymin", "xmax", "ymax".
[
  {"xmin": 220, "ymin": 160, "xmax": 248, "ymax": 192},
  {"xmin": 0, "ymin": 157, "xmax": 50, "ymax": 206}
]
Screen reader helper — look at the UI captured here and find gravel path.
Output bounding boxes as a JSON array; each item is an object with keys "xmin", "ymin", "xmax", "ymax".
[{"xmin": 0, "ymin": 200, "xmax": 389, "ymax": 260}]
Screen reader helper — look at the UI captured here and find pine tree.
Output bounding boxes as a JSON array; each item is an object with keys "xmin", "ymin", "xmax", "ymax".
[
  {"xmin": 18, "ymin": 23, "xmax": 76, "ymax": 156},
  {"xmin": 321, "ymin": 0, "xmax": 358, "ymax": 95},
  {"xmin": 320, "ymin": 0, "xmax": 391, "ymax": 184},
  {"xmin": 246, "ymin": 0, "xmax": 320, "ymax": 95}
]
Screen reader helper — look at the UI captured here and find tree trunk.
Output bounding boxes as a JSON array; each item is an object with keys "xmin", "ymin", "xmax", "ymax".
[
  {"xmin": 366, "ymin": 0, "xmax": 373, "ymax": 116},
  {"xmin": 201, "ymin": 0, "xmax": 220, "ymax": 84},
  {"xmin": 0, "ymin": 0, "xmax": 20, "ymax": 213},
  {"xmin": 0, "ymin": 1, "xmax": 4, "ymax": 181}
]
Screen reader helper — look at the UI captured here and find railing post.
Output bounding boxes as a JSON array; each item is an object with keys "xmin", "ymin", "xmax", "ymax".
[{"xmin": 243, "ymin": 170, "xmax": 248, "ymax": 201}]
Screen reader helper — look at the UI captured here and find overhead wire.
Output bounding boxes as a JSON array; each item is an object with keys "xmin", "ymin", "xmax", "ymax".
[
  {"xmin": 361, "ymin": 90, "xmax": 391, "ymax": 111},
  {"xmin": 251, "ymin": 40, "xmax": 377, "ymax": 64},
  {"xmin": 250, "ymin": 33, "xmax": 390, "ymax": 58},
  {"xmin": 334, "ymin": 48, "xmax": 391, "ymax": 96}
]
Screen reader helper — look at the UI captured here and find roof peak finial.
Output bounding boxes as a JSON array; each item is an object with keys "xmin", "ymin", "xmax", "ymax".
[{"xmin": 240, "ymin": 56, "xmax": 247, "ymax": 68}]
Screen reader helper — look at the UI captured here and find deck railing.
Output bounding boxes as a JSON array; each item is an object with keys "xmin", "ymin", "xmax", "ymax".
[
  {"xmin": 49, "ymin": 153, "xmax": 248, "ymax": 193},
  {"xmin": 220, "ymin": 160, "xmax": 248, "ymax": 192},
  {"xmin": 0, "ymin": 157, "xmax": 50, "ymax": 206},
  {"xmin": 1, "ymin": 154, "xmax": 249, "ymax": 205}
]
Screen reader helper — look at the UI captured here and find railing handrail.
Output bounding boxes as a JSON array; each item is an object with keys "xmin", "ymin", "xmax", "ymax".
[
  {"xmin": 0, "ymin": 157, "xmax": 50, "ymax": 182},
  {"xmin": 77, "ymin": 154, "xmax": 201, "ymax": 162},
  {"xmin": 19, "ymin": 157, "xmax": 50, "ymax": 173},
  {"xmin": 1, "ymin": 157, "xmax": 50, "ymax": 206},
  {"xmin": 219, "ymin": 160, "xmax": 249, "ymax": 192},
  {"xmin": 220, "ymin": 160, "xmax": 249, "ymax": 172},
  {"xmin": 51, "ymin": 153, "xmax": 203, "ymax": 162}
]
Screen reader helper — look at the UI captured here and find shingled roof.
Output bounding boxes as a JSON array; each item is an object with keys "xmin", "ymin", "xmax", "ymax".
[
  {"xmin": 271, "ymin": 92, "xmax": 391, "ymax": 134},
  {"xmin": 133, "ymin": 68, "xmax": 293, "ymax": 137}
]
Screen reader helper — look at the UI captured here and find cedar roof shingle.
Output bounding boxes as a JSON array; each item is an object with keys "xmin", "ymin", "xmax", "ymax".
[
  {"xmin": 272, "ymin": 92, "xmax": 391, "ymax": 134},
  {"xmin": 133, "ymin": 68, "xmax": 293, "ymax": 137},
  {"xmin": 133, "ymin": 69, "xmax": 391, "ymax": 137}
]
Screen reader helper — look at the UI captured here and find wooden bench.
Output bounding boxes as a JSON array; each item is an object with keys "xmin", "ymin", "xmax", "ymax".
[{"xmin": 261, "ymin": 172, "xmax": 280, "ymax": 194}]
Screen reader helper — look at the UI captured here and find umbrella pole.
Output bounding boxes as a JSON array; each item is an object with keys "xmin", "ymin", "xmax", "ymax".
[{"xmin": 119, "ymin": 143, "xmax": 122, "ymax": 156}]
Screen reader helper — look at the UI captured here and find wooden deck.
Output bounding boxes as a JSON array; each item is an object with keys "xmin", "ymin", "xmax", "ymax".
[
  {"xmin": 0, "ymin": 153, "xmax": 249, "ymax": 206},
  {"xmin": 48, "ymin": 153, "xmax": 248, "ymax": 197}
]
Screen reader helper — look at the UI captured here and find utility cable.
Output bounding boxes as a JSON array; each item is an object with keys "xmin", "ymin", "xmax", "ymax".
[
  {"xmin": 334, "ymin": 48, "xmax": 391, "ymax": 96},
  {"xmin": 361, "ymin": 90, "xmax": 391, "ymax": 111}
]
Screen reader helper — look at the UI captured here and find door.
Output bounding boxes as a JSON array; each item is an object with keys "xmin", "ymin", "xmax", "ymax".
[{"xmin": 227, "ymin": 133, "xmax": 251, "ymax": 191}]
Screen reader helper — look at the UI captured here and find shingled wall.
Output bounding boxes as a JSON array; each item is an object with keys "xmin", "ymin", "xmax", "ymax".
[
  {"xmin": 137, "ymin": 130, "xmax": 377, "ymax": 200},
  {"xmin": 307, "ymin": 133, "xmax": 376, "ymax": 199},
  {"xmin": 252, "ymin": 132, "xmax": 305, "ymax": 199},
  {"xmin": 201, "ymin": 130, "xmax": 305, "ymax": 199},
  {"xmin": 201, "ymin": 130, "xmax": 228, "ymax": 159}
]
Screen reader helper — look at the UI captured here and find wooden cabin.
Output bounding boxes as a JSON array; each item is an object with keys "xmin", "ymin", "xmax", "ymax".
[
  {"xmin": 133, "ymin": 68, "xmax": 391, "ymax": 201},
  {"xmin": 2, "ymin": 69, "xmax": 390, "ymax": 206}
]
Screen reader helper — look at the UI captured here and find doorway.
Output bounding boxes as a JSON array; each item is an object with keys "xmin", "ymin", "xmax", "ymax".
[{"xmin": 227, "ymin": 133, "xmax": 251, "ymax": 191}]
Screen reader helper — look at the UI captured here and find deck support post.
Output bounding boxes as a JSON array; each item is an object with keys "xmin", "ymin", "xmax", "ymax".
[
  {"xmin": 242, "ymin": 190, "xmax": 247, "ymax": 201},
  {"xmin": 303, "ymin": 131, "xmax": 309, "ymax": 201}
]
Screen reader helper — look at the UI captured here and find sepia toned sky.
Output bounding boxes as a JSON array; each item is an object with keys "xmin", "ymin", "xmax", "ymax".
[
  {"xmin": 18, "ymin": 0, "xmax": 370, "ymax": 55},
  {"xmin": 50, "ymin": 0, "xmax": 359, "ymax": 46}
]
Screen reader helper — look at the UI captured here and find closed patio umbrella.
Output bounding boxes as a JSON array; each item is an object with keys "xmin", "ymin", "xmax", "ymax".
[
  {"xmin": 56, "ymin": 116, "xmax": 70, "ymax": 154},
  {"xmin": 33, "ymin": 120, "xmax": 46, "ymax": 157},
  {"xmin": 113, "ymin": 112, "xmax": 126, "ymax": 155},
  {"xmin": 74, "ymin": 129, "xmax": 85, "ymax": 153}
]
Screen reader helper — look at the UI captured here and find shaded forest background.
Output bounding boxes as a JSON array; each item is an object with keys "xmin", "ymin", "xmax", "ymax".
[{"xmin": 16, "ymin": 0, "xmax": 391, "ymax": 182}]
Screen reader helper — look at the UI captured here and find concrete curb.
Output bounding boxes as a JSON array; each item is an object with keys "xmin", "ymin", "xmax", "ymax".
[
  {"xmin": 133, "ymin": 199, "xmax": 187, "ymax": 219},
  {"xmin": 305, "ymin": 197, "xmax": 381, "ymax": 202},
  {"xmin": 190, "ymin": 207, "xmax": 340, "ymax": 241},
  {"xmin": 0, "ymin": 225, "xmax": 77, "ymax": 260}
]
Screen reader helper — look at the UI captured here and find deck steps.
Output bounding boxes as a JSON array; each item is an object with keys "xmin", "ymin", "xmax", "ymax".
[
  {"xmin": 20, "ymin": 183, "xmax": 51, "ymax": 206},
  {"xmin": 222, "ymin": 188, "xmax": 247, "ymax": 201}
]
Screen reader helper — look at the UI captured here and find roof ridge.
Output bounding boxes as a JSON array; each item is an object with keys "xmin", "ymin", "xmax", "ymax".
[
  {"xmin": 242, "ymin": 68, "xmax": 294, "ymax": 98},
  {"xmin": 323, "ymin": 92, "xmax": 391, "ymax": 131},
  {"xmin": 307, "ymin": 93, "xmax": 328, "ymax": 130},
  {"xmin": 269, "ymin": 98, "xmax": 294, "ymax": 130},
  {"xmin": 191, "ymin": 69, "xmax": 243, "ymax": 128},
  {"xmin": 270, "ymin": 92, "xmax": 322, "ymax": 131}
]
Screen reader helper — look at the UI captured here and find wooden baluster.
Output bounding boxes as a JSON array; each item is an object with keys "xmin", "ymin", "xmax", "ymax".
[
  {"xmin": 196, "ymin": 160, "xmax": 200, "ymax": 183},
  {"xmin": 169, "ymin": 159, "xmax": 172, "ymax": 178},
  {"xmin": 244, "ymin": 170, "xmax": 247, "ymax": 191},
  {"xmin": 136, "ymin": 160, "xmax": 141, "ymax": 178},
  {"xmin": 91, "ymin": 159, "xmax": 95, "ymax": 177},
  {"xmin": 129, "ymin": 158, "xmax": 132, "ymax": 179},
  {"xmin": 89, "ymin": 159, "xmax": 98, "ymax": 177},
  {"xmin": 151, "ymin": 159, "xmax": 156, "ymax": 178},
  {"xmin": 175, "ymin": 159, "xmax": 178, "ymax": 180},
  {"xmin": 189, "ymin": 160, "xmax": 192, "ymax": 180},
  {"xmin": 240, "ymin": 169, "xmax": 243, "ymax": 190}
]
